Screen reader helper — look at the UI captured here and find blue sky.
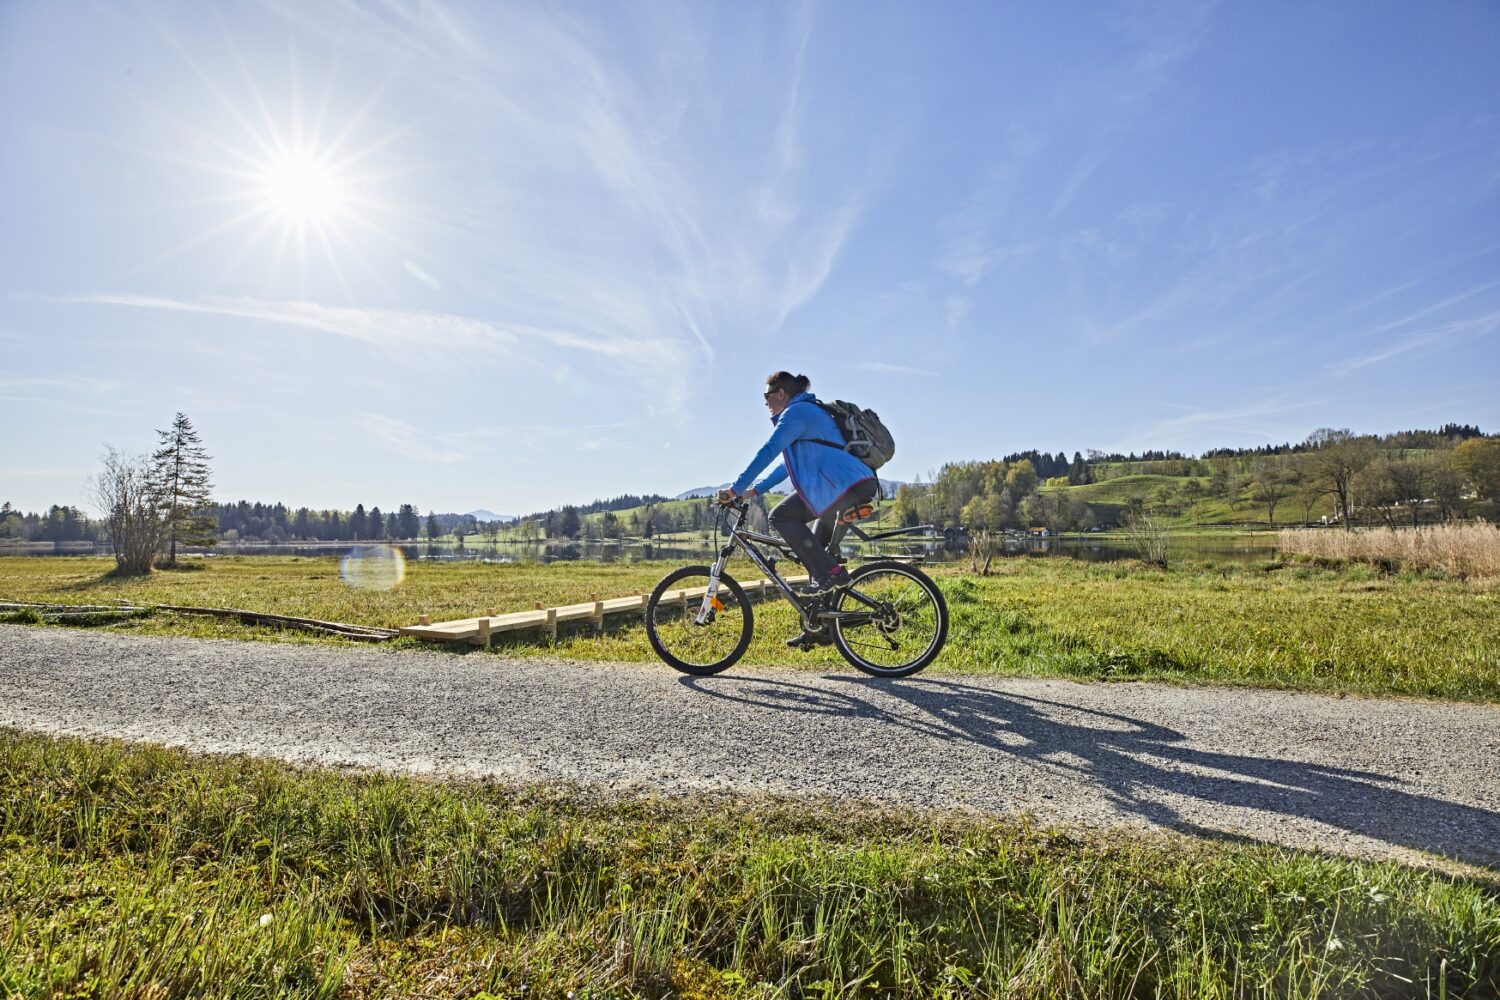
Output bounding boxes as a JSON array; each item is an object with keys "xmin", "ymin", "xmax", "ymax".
[{"xmin": 3, "ymin": 1, "xmax": 1498, "ymax": 516}]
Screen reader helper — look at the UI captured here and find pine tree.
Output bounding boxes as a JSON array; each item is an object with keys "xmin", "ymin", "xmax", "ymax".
[
  {"xmin": 425, "ymin": 511, "xmax": 441, "ymax": 540},
  {"xmin": 396, "ymin": 504, "xmax": 420, "ymax": 539},
  {"xmin": 151, "ymin": 413, "xmax": 216, "ymax": 567},
  {"xmin": 367, "ymin": 506, "xmax": 384, "ymax": 540},
  {"xmin": 351, "ymin": 504, "xmax": 368, "ymax": 540}
]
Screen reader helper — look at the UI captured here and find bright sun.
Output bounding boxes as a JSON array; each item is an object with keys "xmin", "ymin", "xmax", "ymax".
[
  {"xmin": 149, "ymin": 53, "xmax": 399, "ymax": 294},
  {"xmin": 257, "ymin": 152, "xmax": 347, "ymax": 224}
]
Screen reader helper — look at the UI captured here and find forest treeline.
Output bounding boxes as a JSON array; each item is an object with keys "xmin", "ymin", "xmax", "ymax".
[
  {"xmin": 6, "ymin": 424, "xmax": 1497, "ymax": 544},
  {"xmin": 892, "ymin": 426, "xmax": 1499, "ymax": 533}
]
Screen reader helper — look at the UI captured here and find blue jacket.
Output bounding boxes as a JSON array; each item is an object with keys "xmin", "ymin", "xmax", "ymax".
[{"xmin": 732, "ymin": 392, "xmax": 876, "ymax": 516}]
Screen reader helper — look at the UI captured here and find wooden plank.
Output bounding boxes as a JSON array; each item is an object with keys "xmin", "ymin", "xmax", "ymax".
[{"xmin": 403, "ymin": 574, "xmax": 818, "ymax": 641}]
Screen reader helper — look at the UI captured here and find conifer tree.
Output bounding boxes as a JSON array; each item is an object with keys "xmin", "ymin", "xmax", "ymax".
[
  {"xmin": 151, "ymin": 412, "xmax": 216, "ymax": 567},
  {"xmin": 367, "ymin": 506, "xmax": 384, "ymax": 540}
]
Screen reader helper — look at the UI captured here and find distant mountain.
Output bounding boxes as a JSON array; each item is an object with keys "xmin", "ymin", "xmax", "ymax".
[
  {"xmin": 674, "ymin": 485, "xmax": 729, "ymax": 500},
  {"xmin": 465, "ymin": 509, "xmax": 515, "ymax": 523}
]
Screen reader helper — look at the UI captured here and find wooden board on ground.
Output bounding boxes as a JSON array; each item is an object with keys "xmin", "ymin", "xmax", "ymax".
[{"xmin": 397, "ymin": 575, "xmax": 809, "ymax": 644}]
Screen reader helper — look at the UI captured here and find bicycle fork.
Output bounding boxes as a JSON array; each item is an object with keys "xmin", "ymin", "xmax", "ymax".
[{"xmin": 694, "ymin": 506, "xmax": 741, "ymax": 626}]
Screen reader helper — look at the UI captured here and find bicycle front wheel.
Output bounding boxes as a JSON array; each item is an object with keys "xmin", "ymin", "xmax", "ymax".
[
  {"xmin": 644, "ymin": 566, "xmax": 754, "ymax": 676},
  {"xmin": 830, "ymin": 561, "xmax": 948, "ymax": 678}
]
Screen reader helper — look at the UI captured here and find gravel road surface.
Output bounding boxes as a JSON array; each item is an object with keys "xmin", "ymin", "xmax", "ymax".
[{"xmin": 3, "ymin": 624, "xmax": 1497, "ymax": 867}]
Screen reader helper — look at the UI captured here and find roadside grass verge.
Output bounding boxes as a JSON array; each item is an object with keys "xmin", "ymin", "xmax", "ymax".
[
  {"xmin": 2, "ymin": 555, "xmax": 1497, "ymax": 701},
  {"xmin": 1279, "ymin": 523, "xmax": 1500, "ymax": 579},
  {"xmin": 3, "ymin": 730, "xmax": 1496, "ymax": 998}
]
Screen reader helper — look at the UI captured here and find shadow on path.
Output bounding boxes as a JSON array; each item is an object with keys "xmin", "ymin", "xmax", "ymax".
[{"xmin": 680, "ymin": 674, "xmax": 1500, "ymax": 867}]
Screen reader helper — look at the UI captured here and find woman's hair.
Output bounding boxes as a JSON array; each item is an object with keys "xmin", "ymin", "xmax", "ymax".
[{"xmin": 765, "ymin": 371, "xmax": 811, "ymax": 396}]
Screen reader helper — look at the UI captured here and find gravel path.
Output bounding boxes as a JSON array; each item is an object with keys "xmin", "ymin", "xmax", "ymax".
[{"xmin": 3, "ymin": 624, "xmax": 1498, "ymax": 868}]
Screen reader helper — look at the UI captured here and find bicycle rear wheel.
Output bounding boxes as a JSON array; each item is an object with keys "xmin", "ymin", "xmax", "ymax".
[
  {"xmin": 644, "ymin": 566, "xmax": 753, "ymax": 675},
  {"xmin": 830, "ymin": 560, "xmax": 948, "ymax": 678}
]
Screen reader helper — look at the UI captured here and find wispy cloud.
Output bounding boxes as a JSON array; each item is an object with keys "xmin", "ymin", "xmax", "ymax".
[
  {"xmin": 934, "ymin": 1, "xmax": 1216, "ymax": 309},
  {"xmin": 1114, "ymin": 394, "xmax": 1324, "ymax": 451},
  {"xmin": 944, "ymin": 295, "xmax": 971, "ymax": 330},
  {"xmin": 66, "ymin": 292, "xmax": 685, "ymax": 374},
  {"xmin": 279, "ymin": 2, "xmax": 876, "ymax": 390},
  {"xmin": 357, "ymin": 412, "xmax": 464, "ymax": 464},
  {"xmin": 0, "ymin": 375, "xmax": 121, "ymax": 396},
  {"xmin": 1326, "ymin": 310, "xmax": 1500, "ymax": 378},
  {"xmin": 0, "ymin": 375, "xmax": 124, "ymax": 416},
  {"xmin": 1049, "ymin": 0, "xmax": 1217, "ymax": 217}
]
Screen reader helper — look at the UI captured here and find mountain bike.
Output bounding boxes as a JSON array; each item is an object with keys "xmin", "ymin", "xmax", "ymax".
[{"xmin": 644, "ymin": 496, "xmax": 949, "ymax": 678}]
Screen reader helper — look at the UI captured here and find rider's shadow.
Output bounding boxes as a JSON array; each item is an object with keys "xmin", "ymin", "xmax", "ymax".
[{"xmin": 679, "ymin": 674, "xmax": 1500, "ymax": 867}]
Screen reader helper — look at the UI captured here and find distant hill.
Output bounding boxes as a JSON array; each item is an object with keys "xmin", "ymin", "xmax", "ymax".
[
  {"xmin": 674, "ymin": 485, "xmax": 728, "ymax": 500},
  {"xmin": 465, "ymin": 509, "xmax": 514, "ymax": 523}
]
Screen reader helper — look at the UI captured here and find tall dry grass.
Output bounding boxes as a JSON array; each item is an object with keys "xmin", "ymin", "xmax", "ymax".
[{"xmin": 1279, "ymin": 522, "xmax": 1500, "ymax": 578}]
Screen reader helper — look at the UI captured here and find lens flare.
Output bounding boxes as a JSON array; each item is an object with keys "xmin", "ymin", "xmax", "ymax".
[{"xmin": 340, "ymin": 545, "xmax": 405, "ymax": 591}]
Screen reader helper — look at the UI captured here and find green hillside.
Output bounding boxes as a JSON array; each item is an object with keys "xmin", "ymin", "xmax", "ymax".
[
  {"xmin": 1057, "ymin": 473, "xmax": 1189, "ymax": 506},
  {"xmin": 1046, "ymin": 473, "xmax": 1333, "ymax": 528}
]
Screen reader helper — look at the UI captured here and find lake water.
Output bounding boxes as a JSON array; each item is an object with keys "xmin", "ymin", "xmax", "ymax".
[{"xmin": 6, "ymin": 533, "xmax": 1280, "ymax": 565}]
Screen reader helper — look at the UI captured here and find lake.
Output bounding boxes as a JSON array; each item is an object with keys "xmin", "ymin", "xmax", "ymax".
[{"xmin": 5, "ymin": 533, "xmax": 1281, "ymax": 565}]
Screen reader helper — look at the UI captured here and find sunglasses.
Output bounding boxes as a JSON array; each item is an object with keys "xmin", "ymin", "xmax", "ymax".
[{"xmin": 763, "ymin": 388, "xmax": 783, "ymax": 400}]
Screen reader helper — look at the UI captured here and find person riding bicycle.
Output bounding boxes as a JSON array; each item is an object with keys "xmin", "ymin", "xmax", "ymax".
[{"xmin": 718, "ymin": 371, "xmax": 879, "ymax": 648}]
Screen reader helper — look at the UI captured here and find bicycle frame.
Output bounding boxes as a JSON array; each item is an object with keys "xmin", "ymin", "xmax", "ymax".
[{"xmin": 697, "ymin": 499, "xmax": 936, "ymax": 631}]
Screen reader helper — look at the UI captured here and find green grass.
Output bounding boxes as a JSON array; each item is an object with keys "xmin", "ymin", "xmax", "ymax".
[
  {"xmin": 3, "ymin": 555, "xmax": 1498, "ymax": 701},
  {"xmin": 1055, "ymin": 473, "xmax": 1191, "ymax": 507},
  {"xmin": 1045, "ymin": 473, "xmax": 1334, "ymax": 528},
  {"xmin": 2, "ymin": 730, "xmax": 1496, "ymax": 998},
  {"xmin": 925, "ymin": 558, "xmax": 1500, "ymax": 701}
]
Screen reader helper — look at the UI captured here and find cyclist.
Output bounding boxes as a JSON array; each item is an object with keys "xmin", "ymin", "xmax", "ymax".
[{"xmin": 718, "ymin": 371, "xmax": 879, "ymax": 648}]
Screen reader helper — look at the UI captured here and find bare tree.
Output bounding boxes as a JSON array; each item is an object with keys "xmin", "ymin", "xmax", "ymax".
[
  {"xmin": 1250, "ymin": 460, "xmax": 1291, "ymax": 527},
  {"xmin": 1428, "ymin": 455, "xmax": 1466, "ymax": 523},
  {"xmin": 1355, "ymin": 461, "xmax": 1401, "ymax": 530},
  {"xmin": 1305, "ymin": 428, "xmax": 1376, "ymax": 531},
  {"xmin": 966, "ymin": 529, "xmax": 1000, "ymax": 576},
  {"xmin": 1387, "ymin": 459, "xmax": 1430, "ymax": 528},
  {"xmin": 90, "ymin": 447, "xmax": 169, "ymax": 575}
]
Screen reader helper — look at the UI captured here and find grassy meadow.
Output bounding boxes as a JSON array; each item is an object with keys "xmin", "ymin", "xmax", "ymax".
[
  {"xmin": 3, "ymin": 730, "xmax": 1497, "ymax": 999},
  {"xmin": 5, "ymin": 547, "xmax": 1500, "ymax": 996},
  {"xmin": 2, "ymin": 552, "xmax": 1498, "ymax": 701}
]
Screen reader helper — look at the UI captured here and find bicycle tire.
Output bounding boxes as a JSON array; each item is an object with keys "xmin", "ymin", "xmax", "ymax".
[
  {"xmin": 830, "ymin": 560, "xmax": 948, "ymax": 678},
  {"xmin": 644, "ymin": 566, "xmax": 754, "ymax": 676}
]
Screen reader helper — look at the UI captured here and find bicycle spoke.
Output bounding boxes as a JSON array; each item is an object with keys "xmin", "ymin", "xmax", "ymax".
[
  {"xmin": 830, "ymin": 562, "xmax": 948, "ymax": 677},
  {"xmin": 645, "ymin": 568, "xmax": 754, "ymax": 675}
]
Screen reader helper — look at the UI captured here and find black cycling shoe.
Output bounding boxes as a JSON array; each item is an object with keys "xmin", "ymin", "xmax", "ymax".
[
  {"xmin": 786, "ymin": 628, "xmax": 835, "ymax": 650},
  {"xmin": 795, "ymin": 565, "xmax": 853, "ymax": 599}
]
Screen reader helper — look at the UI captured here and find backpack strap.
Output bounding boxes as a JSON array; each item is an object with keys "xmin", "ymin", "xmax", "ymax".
[{"xmin": 805, "ymin": 437, "xmax": 878, "ymax": 476}]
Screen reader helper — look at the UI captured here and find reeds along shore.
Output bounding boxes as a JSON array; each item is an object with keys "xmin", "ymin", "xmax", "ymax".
[{"xmin": 1279, "ymin": 522, "xmax": 1500, "ymax": 578}]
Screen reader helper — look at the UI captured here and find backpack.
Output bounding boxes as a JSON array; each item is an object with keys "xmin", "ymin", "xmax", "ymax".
[{"xmin": 811, "ymin": 399, "xmax": 895, "ymax": 471}]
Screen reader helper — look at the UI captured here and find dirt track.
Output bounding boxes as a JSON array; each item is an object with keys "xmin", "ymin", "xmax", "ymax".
[{"xmin": 3, "ymin": 623, "xmax": 1497, "ymax": 868}]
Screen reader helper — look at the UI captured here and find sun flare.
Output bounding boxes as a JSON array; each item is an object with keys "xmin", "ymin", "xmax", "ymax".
[
  {"xmin": 140, "ymin": 38, "xmax": 407, "ymax": 295},
  {"xmin": 257, "ymin": 152, "xmax": 347, "ymax": 224}
]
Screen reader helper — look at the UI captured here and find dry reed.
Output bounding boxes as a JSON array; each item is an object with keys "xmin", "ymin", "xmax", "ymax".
[{"xmin": 1279, "ymin": 522, "xmax": 1500, "ymax": 578}]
